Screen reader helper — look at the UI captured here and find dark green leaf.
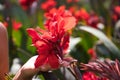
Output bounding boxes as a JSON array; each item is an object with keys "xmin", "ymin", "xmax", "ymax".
[{"xmin": 79, "ymin": 26, "xmax": 120, "ymax": 60}]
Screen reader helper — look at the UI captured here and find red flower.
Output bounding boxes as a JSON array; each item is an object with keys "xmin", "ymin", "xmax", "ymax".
[
  {"xmin": 112, "ymin": 14, "xmax": 118, "ymax": 22},
  {"xmin": 3, "ymin": 20, "xmax": 22, "ymax": 31},
  {"xmin": 87, "ymin": 12, "xmax": 100, "ymax": 28},
  {"xmin": 88, "ymin": 48, "xmax": 97, "ymax": 59},
  {"xmin": 19, "ymin": 0, "xmax": 36, "ymax": 10},
  {"xmin": 83, "ymin": 72, "xmax": 98, "ymax": 80},
  {"xmin": 83, "ymin": 72, "xmax": 108, "ymax": 80},
  {"xmin": 44, "ymin": 6, "xmax": 76, "ymax": 32},
  {"xmin": 74, "ymin": 8, "xmax": 101, "ymax": 28},
  {"xmin": 74, "ymin": 8, "xmax": 90, "ymax": 22},
  {"xmin": 67, "ymin": 0, "xmax": 79, "ymax": 3},
  {"xmin": 114, "ymin": 6, "xmax": 120, "ymax": 15},
  {"xmin": 112, "ymin": 6, "xmax": 120, "ymax": 22},
  {"xmin": 69, "ymin": 6, "xmax": 76, "ymax": 14},
  {"xmin": 27, "ymin": 7, "xmax": 76, "ymax": 70},
  {"xmin": 12, "ymin": 20, "xmax": 22, "ymax": 31},
  {"xmin": 41, "ymin": 0, "xmax": 56, "ymax": 11},
  {"xmin": 3, "ymin": 21, "xmax": 8, "ymax": 28}
]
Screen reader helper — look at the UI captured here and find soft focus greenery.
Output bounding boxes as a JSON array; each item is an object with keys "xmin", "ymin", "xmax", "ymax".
[{"xmin": 1, "ymin": 0, "xmax": 120, "ymax": 80}]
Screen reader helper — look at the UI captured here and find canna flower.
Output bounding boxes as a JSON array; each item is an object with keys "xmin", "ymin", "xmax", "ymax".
[
  {"xmin": 74, "ymin": 8, "xmax": 90, "ymax": 22},
  {"xmin": 69, "ymin": 6, "xmax": 76, "ymax": 14},
  {"xmin": 66, "ymin": 0, "xmax": 79, "ymax": 3},
  {"xmin": 112, "ymin": 6, "xmax": 120, "ymax": 22},
  {"xmin": 40, "ymin": 0, "xmax": 56, "ymax": 11},
  {"xmin": 19, "ymin": 0, "xmax": 36, "ymax": 10},
  {"xmin": 83, "ymin": 72, "xmax": 108, "ymax": 80},
  {"xmin": 87, "ymin": 12, "xmax": 101, "ymax": 28},
  {"xmin": 88, "ymin": 48, "xmax": 97, "ymax": 60},
  {"xmin": 82, "ymin": 72, "xmax": 98, "ymax": 80},
  {"xmin": 3, "ymin": 20, "xmax": 22, "ymax": 31},
  {"xmin": 44, "ymin": 6, "xmax": 76, "ymax": 32},
  {"xmin": 74, "ymin": 8, "xmax": 101, "ymax": 28},
  {"xmin": 3, "ymin": 21, "xmax": 8, "ymax": 28},
  {"xmin": 27, "ymin": 7, "xmax": 76, "ymax": 71},
  {"xmin": 114, "ymin": 6, "xmax": 120, "ymax": 15},
  {"xmin": 12, "ymin": 20, "xmax": 22, "ymax": 31}
]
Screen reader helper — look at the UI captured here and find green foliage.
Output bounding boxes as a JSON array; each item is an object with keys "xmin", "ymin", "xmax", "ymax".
[
  {"xmin": 1, "ymin": 0, "xmax": 120, "ymax": 80},
  {"xmin": 79, "ymin": 26, "xmax": 120, "ymax": 60}
]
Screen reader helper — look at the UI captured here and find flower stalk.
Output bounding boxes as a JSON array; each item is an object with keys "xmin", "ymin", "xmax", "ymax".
[
  {"xmin": 80, "ymin": 59, "xmax": 120, "ymax": 80},
  {"xmin": 68, "ymin": 61, "xmax": 83, "ymax": 80}
]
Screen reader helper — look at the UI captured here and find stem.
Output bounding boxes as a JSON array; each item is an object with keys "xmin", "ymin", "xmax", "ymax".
[
  {"xmin": 67, "ymin": 67, "xmax": 76, "ymax": 78},
  {"xmin": 17, "ymin": 48, "xmax": 32, "ymax": 57},
  {"xmin": 63, "ymin": 67, "xmax": 67, "ymax": 80},
  {"xmin": 73, "ymin": 65, "xmax": 82, "ymax": 80},
  {"xmin": 41, "ymin": 71, "xmax": 58, "ymax": 80},
  {"xmin": 69, "ymin": 62, "xmax": 83, "ymax": 80},
  {"xmin": 4, "ymin": 73, "xmax": 12, "ymax": 80}
]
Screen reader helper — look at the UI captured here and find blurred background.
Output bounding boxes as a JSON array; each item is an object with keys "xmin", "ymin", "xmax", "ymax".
[{"xmin": 1, "ymin": 0, "xmax": 120, "ymax": 79}]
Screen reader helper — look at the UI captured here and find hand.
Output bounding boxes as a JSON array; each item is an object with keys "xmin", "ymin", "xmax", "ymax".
[
  {"xmin": 0, "ymin": 22, "xmax": 9, "ymax": 80},
  {"xmin": 13, "ymin": 55, "xmax": 40, "ymax": 80}
]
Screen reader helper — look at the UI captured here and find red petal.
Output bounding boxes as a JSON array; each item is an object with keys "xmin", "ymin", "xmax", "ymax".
[
  {"xmin": 48, "ymin": 53, "xmax": 59, "ymax": 69},
  {"xmin": 34, "ymin": 40, "xmax": 46, "ymax": 48},
  {"xmin": 58, "ymin": 17, "xmax": 65, "ymax": 32},
  {"xmin": 57, "ymin": 5, "xmax": 66, "ymax": 14},
  {"xmin": 64, "ymin": 17, "xmax": 76, "ymax": 31},
  {"xmin": 36, "ymin": 27, "xmax": 53, "ymax": 41},
  {"xmin": 61, "ymin": 33, "xmax": 70, "ymax": 52},
  {"xmin": 37, "ymin": 42, "xmax": 50, "ymax": 54},
  {"xmin": 34, "ymin": 53, "xmax": 48, "ymax": 68},
  {"xmin": 27, "ymin": 28, "xmax": 40, "ymax": 42},
  {"xmin": 12, "ymin": 20, "xmax": 22, "ymax": 31}
]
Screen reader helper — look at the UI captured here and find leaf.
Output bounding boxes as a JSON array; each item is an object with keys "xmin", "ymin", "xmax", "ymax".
[
  {"xmin": 11, "ymin": 5, "xmax": 30, "ymax": 29},
  {"xmin": 78, "ymin": 26, "xmax": 120, "ymax": 60},
  {"xmin": 37, "ymin": 10, "xmax": 44, "ymax": 28},
  {"xmin": 12, "ymin": 30, "xmax": 21, "ymax": 47}
]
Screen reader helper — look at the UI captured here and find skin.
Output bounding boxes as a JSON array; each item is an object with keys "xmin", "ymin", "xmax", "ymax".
[
  {"xmin": 0, "ymin": 22, "xmax": 9, "ymax": 80},
  {"xmin": 13, "ymin": 56, "xmax": 40, "ymax": 80},
  {"xmin": 0, "ymin": 22, "xmax": 41, "ymax": 80},
  {"xmin": 13, "ymin": 55, "xmax": 56, "ymax": 80}
]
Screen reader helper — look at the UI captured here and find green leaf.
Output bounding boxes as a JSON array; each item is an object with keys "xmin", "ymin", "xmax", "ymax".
[
  {"xmin": 26, "ymin": 37, "xmax": 36, "ymax": 55},
  {"xmin": 79, "ymin": 26, "xmax": 120, "ymax": 60},
  {"xmin": 11, "ymin": 5, "xmax": 30, "ymax": 29},
  {"xmin": 70, "ymin": 42, "xmax": 90, "ymax": 63},
  {"xmin": 37, "ymin": 10, "xmax": 44, "ymax": 28},
  {"xmin": 12, "ymin": 30, "xmax": 21, "ymax": 47}
]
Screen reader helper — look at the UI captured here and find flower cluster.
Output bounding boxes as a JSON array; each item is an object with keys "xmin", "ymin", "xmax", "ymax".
[
  {"xmin": 112, "ymin": 6, "xmax": 120, "ymax": 22},
  {"xmin": 3, "ymin": 20, "xmax": 22, "ymax": 31},
  {"xmin": 40, "ymin": 0, "xmax": 57, "ymax": 11},
  {"xmin": 70, "ymin": 8, "xmax": 102, "ymax": 28},
  {"xmin": 27, "ymin": 6, "xmax": 76, "ymax": 71},
  {"xmin": 19, "ymin": 0, "xmax": 36, "ymax": 10}
]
